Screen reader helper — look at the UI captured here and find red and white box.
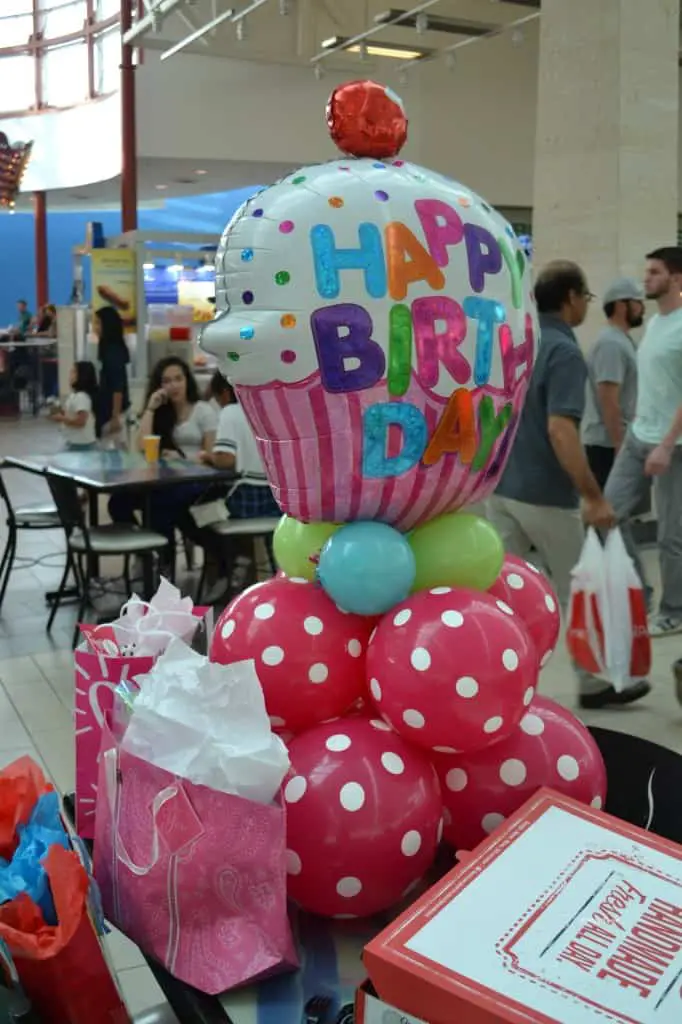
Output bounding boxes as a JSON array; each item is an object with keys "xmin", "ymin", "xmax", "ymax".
[
  {"xmin": 356, "ymin": 980, "xmax": 428, "ymax": 1023},
  {"xmin": 365, "ymin": 789, "xmax": 682, "ymax": 1024}
]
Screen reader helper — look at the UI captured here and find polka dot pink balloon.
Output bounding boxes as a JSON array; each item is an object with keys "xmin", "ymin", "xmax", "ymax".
[
  {"xmin": 488, "ymin": 555, "xmax": 561, "ymax": 670},
  {"xmin": 433, "ymin": 695, "xmax": 607, "ymax": 852},
  {"xmin": 366, "ymin": 587, "xmax": 538, "ymax": 754},
  {"xmin": 210, "ymin": 576, "xmax": 371, "ymax": 735},
  {"xmin": 285, "ymin": 717, "xmax": 442, "ymax": 918}
]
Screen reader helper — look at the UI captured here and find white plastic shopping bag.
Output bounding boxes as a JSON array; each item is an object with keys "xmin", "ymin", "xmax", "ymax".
[{"xmin": 567, "ymin": 528, "xmax": 650, "ymax": 691}]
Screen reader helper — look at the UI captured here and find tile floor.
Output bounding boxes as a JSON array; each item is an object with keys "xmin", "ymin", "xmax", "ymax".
[{"xmin": 1, "ymin": 415, "xmax": 682, "ymax": 1021}]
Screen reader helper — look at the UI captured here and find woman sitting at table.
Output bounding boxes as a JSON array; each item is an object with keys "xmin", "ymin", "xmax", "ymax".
[
  {"xmin": 33, "ymin": 303, "xmax": 57, "ymax": 337},
  {"xmin": 108, "ymin": 356, "xmax": 216, "ymax": 568}
]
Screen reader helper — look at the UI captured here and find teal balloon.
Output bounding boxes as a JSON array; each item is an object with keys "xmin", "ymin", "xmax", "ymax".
[{"xmin": 318, "ymin": 522, "xmax": 416, "ymax": 616}]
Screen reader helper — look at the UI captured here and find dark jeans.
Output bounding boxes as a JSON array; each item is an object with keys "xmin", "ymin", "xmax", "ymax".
[
  {"xmin": 109, "ymin": 482, "xmax": 208, "ymax": 546},
  {"xmin": 586, "ymin": 445, "xmax": 615, "ymax": 490}
]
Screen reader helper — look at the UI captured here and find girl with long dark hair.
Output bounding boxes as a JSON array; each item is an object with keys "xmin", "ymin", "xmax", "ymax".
[
  {"xmin": 137, "ymin": 356, "xmax": 215, "ymax": 458},
  {"xmin": 108, "ymin": 357, "xmax": 216, "ymax": 566},
  {"xmin": 94, "ymin": 305, "xmax": 130, "ymax": 444}
]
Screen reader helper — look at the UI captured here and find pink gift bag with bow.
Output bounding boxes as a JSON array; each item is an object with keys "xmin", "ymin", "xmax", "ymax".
[
  {"xmin": 93, "ymin": 720, "xmax": 298, "ymax": 994},
  {"xmin": 74, "ymin": 582, "xmax": 211, "ymax": 838}
]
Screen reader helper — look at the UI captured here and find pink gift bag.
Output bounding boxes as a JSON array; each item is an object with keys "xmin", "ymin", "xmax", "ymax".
[
  {"xmin": 74, "ymin": 648, "xmax": 153, "ymax": 839},
  {"xmin": 93, "ymin": 722, "xmax": 298, "ymax": 995},
  {"xmin": 74, "ymin": 607, "xmax": 211, "ymax": 839}
]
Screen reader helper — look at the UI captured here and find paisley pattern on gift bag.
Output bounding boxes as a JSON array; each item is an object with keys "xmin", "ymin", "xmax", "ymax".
[{"xmin": 93, "ymin": 723, "xmax": 297, "ymax": 995}]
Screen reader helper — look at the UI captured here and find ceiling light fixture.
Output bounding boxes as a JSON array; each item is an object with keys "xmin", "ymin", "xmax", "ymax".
[
  {"xmin": 194, "ymin": 169, "xmax": 207, "ymax": 175},
  {"xmin": 236, "ymin": 17, "xmax": 247, "ymax": 41},
  {"xmin": 511, "ymin": 28, "xmax": 524, "ymax": 45},
  {"xmin": 312, "ymin": 0, "xmax": 441, "ymax": 64},
  {"xmin": 155, "ymin": 184, "xmax": 168, "ymax": 190},
  {"xmin": 321, "ymin": 35, "xmax": 428, "ymax": 61},
  {"xmin": 314, "ymin": 62, "xmax": 324, "ymax": 79},
  {"xmin": 415, "ymin": 12, "xmax": 428, "ymax": 33}
]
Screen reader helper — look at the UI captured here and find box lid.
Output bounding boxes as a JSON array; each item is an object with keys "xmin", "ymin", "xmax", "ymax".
[{"xmin": 365, "ymin": 788, "xmax": 682, "ymax": 1024}]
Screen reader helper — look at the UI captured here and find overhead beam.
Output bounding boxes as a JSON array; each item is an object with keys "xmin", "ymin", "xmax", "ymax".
[
  {"xmin": 122, "ymin": 0, "xmax": 188, "ymax": 44},
  {"xmin": 161, "ymin": 7, "xmax": 235, "ymax": 59}
]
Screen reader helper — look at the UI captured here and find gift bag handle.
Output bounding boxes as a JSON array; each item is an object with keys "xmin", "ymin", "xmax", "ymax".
[{"xmin": 104, "ymin": 748, "xmax": 204, "ymax": 877}]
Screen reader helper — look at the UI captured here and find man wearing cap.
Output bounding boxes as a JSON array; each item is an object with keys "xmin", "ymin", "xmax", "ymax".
[
  {"xmin": 582, "ymin": 277, "xmax": 645, "ymax": 488},
  {"xmin": 487, "ymin": 260, "xmax": 650, "ymax": 710}
]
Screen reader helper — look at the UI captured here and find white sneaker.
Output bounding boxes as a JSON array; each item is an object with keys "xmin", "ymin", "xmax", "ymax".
[{"xmin": 649, "ymin": 614, "xmax": 682, "ymax": 638}]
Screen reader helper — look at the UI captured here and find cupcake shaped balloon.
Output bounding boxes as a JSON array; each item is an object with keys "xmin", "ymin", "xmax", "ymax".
[{"xmin": 201, "ymin": 80, "xmax": 538, "ymax": 530}]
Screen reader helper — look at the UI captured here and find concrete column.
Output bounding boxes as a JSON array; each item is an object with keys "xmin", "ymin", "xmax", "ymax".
[{"xmin": 532, "ymin": 0, "xmax": 680, "ymax": 310}]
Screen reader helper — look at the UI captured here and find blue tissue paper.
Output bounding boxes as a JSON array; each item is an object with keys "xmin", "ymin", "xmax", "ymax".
[{"xmin": 0, "ymin": 791, "xmax": 70, "ymax": 925}]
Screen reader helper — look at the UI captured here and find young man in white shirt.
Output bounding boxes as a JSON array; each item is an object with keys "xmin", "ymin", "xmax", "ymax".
[
  {"xmin": 202, "ymin": 372, "xmax": 279, "ymax": 519},
  {"xmin": 189, "ymin": 372, "xmax": 279, "ymax": 600},
  {"xmin": 605, "ymin": 247, "xmax": 682, "ymax": 637}
]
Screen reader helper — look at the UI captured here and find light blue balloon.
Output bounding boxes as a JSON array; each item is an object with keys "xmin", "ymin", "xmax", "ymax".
[{"xmin": 317, "ymin": 521, "xmax": 416, "ymax": 616}]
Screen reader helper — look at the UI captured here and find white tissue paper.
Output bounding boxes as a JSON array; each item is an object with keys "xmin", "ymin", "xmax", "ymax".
[
  {"xmin": 120, "ymin": 638, "xmax": 290, "ymax": 805},
  {"xmin": 112, "ymin": 577, "xmax": 200, "ymax": 657}
]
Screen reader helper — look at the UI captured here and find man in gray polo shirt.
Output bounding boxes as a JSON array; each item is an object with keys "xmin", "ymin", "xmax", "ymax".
[
  {"xmin": 582, "ymin": 277, "xmax": 644, "ymax": 487},
  {"xmin": 487, "ymin": 260, "xmax": 650, "ymax": 709}
]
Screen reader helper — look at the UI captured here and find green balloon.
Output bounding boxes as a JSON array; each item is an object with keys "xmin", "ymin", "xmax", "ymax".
[
  {"xmin": 273, "ymin": 516, "xmax": 340, "ymax": 581},
  {"xmin": 409, "ymin": 512, "xmax": 504, "ymax": 593}
]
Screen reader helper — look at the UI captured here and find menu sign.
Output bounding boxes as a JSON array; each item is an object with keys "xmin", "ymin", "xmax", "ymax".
[{"xmin": 366, "ymin": 793, "xmax": 682, "ymax": 1024}]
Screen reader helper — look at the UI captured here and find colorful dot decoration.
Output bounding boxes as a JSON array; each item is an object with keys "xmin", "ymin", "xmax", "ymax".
[
  {"xmin": 373, "ymin": 162, "xmax": 386, "ymax": 169},
  {"xmin": 374, "ymin": 190, "xmax": 389, "ymax": 202},
  {"xmin": 241, "ymin": 248, "xmax": 254, "ymax": 262},
  {"xmin": 279, "ymin": 220, "xmax": 295, "ymax": 234},
  {"xmin": 457, "ymin": 196, "xmax": 472, "ymax": 208},
  {"xmin": 228, "ymin": 352, "xmax": 240, "ymax": 362},
  {"xmin": 339, "ymin": 166, "xmax": 351, "ymax": 173},
  {"xmin": 328, "ymin": 196, "xmax": 344, "ymax": 209},
  {"xmin": 240, "ymin": 326, "xmax": 255, "ymax": 341},
  {"xmin": 281, "ymin": 314, "xmax": 297, "ymax": 329},
  {"xmin": 292, "ymin": 176, "xmax": 306, "ymax": 185},
  {"xmin": 252, "ymin": 209, "xmax": 264, "ymax": 218},
  {"xmin": 393, "ymin": 159, "xmax": 405, "ymax": 167},
  {"xmin": 275, "ymin": 270, "xmax": 291, "ymax": 286},
  {"xmin": 281, "ymin": 349, "xmax": 297, "ymax": 364},
  {"xmin": 242, "ymin": 290, "xmax": 254, "ymax": 305},
  {"xmin": 505, "ymin": 226, "xmax": 516, "ymax": 239}
]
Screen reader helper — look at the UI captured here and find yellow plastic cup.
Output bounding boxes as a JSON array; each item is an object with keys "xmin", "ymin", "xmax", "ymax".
[{"xmin": 143, "ymin": 435, "xmax": 161, "ymax": 464}]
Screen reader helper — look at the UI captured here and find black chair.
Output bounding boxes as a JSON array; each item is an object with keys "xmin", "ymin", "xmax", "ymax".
[
  {"xmin": 45, "ymin": 472, "xmax": 170, "ymax": 646},
  {"xmin": 0, "ymin": 469, "xmax": 60, "ymax": 614},
  {"xmin": 589, "ymin": 727, "xmax": 682, "ymax": 842},
  {"xmin": 195, "ymin": 515, "xmax": 279, "ymax": 604}
]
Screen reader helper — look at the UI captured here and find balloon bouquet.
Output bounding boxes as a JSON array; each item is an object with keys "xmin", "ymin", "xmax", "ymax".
[{"xmin": 202, "ymin": 81, "xmax": 606, "ymax": 919}]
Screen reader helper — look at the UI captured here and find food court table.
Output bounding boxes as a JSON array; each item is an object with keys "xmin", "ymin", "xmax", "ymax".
[
  {"xmin": 2, "ymin": 450, "xmax": 234, "ymax": 596},
  {"xmin": 0, "ymin": 337, "xmax": 57, "ymax": 415},
  {"xmin": 3, "ymin": 449, "xmax": 234, "ymax": 528}
]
